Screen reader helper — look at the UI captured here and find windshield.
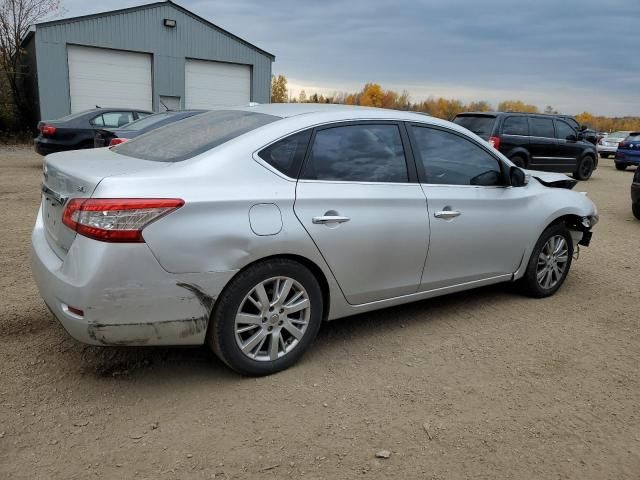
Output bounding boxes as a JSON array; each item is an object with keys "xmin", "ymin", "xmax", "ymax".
[
  {"xmin": 453, "ymin": 115, "xmax": 496, "ymax": 139},
  {"xmin": 112, "ymin": 110, "xmax": 280, "ymax": 162}
]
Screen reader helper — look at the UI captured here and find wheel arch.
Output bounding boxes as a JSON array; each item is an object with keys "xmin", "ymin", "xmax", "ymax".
[
  {"xmin": 506, "ymin": 148, "xmax": 531, "ymax": 166},
  {"xmin": 211, "ymin": 253, "xmax": 332, "ymax": 322}
]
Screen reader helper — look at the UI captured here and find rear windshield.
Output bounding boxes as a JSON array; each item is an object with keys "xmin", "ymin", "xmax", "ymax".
[
  {"xmin": 627, "ymin": 133, "xmax": 640, "ymax": 141},
  {"xmin": 611, "ymin": 131, "xmax": 631, "ymax": 138},
  {"xmin": 453, "ymin": 115, "xmax": 496, "ymax": 138},
  {"xmin": 112, "ymin": 110, "xmax": 280, "ymax": 162}
]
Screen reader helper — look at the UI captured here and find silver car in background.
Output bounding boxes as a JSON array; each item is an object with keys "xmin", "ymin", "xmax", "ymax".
[
  {"xmin": 31, "ymin": 104, "xmax": 598, "ymax": 375},
  {"xmin": 597, "ymin": 131, "xmax": 631, "ymax": 158}
]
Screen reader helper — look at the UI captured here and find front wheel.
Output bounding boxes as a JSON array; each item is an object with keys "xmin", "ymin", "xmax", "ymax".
[
  {"xmin": 615, "ymin": 162, "xmax": 627, "ymax": 171},
  {"xmin": 519, "ymin": 223, "xmax": 574, "ymax": 298},
  {"xmin": 573, "ymin": 155, "xmax": 595, "ymax": 180},
  {"xmin": 207, "ymin": 259, "xmax": 323, "ymax": 376}
]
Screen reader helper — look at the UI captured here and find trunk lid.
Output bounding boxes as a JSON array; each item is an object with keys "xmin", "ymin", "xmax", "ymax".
[{"xmin": 41, "ymin": 148, "xmax": 169, "ymax": 258}]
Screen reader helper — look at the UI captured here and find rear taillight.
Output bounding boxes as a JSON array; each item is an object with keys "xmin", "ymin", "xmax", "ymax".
[
  {"xmin": 109, "ymin": 138, "xmax": 128, "ymax": 146},
  {"xmin": 488, "ymin": 136, "xmax": 501, "ymax": 149},
  {"xmin": 40, "ymin": 124, "xmax": 57, "ymax": 137},
  {"xmin": 619, "ymin": 142, "xmax": 625, "ymax": 148},
  {"xmin": 62, "ymin": 198, "xmax": 184, "ymax": 243}
]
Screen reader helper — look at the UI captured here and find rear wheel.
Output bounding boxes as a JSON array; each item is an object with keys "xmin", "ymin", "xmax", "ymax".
[
  {"xmin": 510, "ymin": 155, "xmax": 527, "ymax": 168},
  {"xmin": 633, "ymin": 203, "xmax": 640, "ymax": 220},
  {"xmin": 207, "ymin": 259, "xmax": 323, "ymax": 376},
  {"xmin": 519, "ymin": 223, "xmax": 573, "ymax": 298},
  {"xmin": 615, "ymin": 162, "xmax": 627, "ymax": 171},
  {"xmin": 573, "ymin": 155, "xmax": 595, "ymax": 180}
]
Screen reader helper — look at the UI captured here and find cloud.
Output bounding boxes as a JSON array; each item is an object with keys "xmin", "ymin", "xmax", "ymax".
[{"xmin": 60, "ymin": 0, "xmax": 639, "ymax": 116}]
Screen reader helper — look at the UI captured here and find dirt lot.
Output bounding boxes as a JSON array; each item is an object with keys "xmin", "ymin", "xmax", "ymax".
[{"xmin": 0, "ymin": 146, "xmax": 638, "ymax": 480}]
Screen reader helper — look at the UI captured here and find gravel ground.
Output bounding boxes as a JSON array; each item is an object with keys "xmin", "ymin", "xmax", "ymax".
[{"xmin": 0, "ymin": 146, "xmax": 639, "ymax": 479}]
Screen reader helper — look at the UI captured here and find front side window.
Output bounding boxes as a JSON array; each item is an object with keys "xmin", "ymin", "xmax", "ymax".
[
  {"xmin": 411, "ymin": 126, "xmax": 504, "ymax": 186},
  {"xmin": 502, "ymin": 116, "xmax": 529, "ymax": 136},
  {"xmin": 258, "ymin": 130, "xmax": 311, "ymax": 178},
  {"xmin": 301, "ymin": 124, "xmax": 408, "ymax": 183},
  {"xmin": 529, "ymin": 117, "xmax": 555, "ymax": 138},
  {"xmin": 555, "ymin": 120, "xmax": 576, "ymax": 140}
]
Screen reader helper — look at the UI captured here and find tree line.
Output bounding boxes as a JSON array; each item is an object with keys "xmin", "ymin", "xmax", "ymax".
[{"xmin": 272, "ymin": 75, "xmax": 640, "ymax": 133}]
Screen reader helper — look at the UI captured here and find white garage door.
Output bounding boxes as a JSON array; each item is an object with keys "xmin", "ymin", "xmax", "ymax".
[
  {"xmin": 185, "ymin": 59, "xmax": 251, "ymax": 109},
  {"xmin": 67, "ymin": 45, "xmax": 152, "ymax": 113}
]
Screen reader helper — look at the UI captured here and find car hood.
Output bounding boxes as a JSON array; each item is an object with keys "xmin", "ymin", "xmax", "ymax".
[{"xmin": 525, "ymin": 170, "xmax": 577, "ymax": 190}]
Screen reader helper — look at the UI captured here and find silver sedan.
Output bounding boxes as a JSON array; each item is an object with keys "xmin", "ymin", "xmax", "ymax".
[{"xmin": 32, "ymin": 104, "xmax": 598, "ymax": 375}]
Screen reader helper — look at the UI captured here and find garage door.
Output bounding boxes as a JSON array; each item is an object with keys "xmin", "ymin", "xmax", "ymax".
[
  {"xmin": 185, "ymin": 59, "xmax": 251, "ymax": 109},
  {"xmin": 67, "ymin": 45, "xmax": 152, "ymax": 113}
]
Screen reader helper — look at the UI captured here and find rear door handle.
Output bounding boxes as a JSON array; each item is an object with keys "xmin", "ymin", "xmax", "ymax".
[
  {"xmin": 434, "ymin": 210, "xmax": 461, "ymax": 219},
  {"xmin": 312, "ymin": 215, "xmax": 350, "ymax": 225}
]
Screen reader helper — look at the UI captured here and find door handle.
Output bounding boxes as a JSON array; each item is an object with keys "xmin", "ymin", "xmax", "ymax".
[
  {"xmin": 434, "ymin": 210, "xmax": 461, "ymax": 219},
  {"xmin": 312, "ymin": 215, "xmax": 350, "ymax": 225}
]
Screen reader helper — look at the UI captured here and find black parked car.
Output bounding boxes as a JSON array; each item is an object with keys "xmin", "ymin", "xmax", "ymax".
[
  {"xmin": 453, "ymin": 112, "xmax": 598, "ymax": 180},
  {"xmin": 631, "ymin": 162, "xmax": 640, "ymax": 220},
  {"xmin": 34, "ymin": 107, "xmax": 152, "ymax": 155},
  {"xmin": 93, "ymin": 110, "xmax": 205, "ymax": 148}
]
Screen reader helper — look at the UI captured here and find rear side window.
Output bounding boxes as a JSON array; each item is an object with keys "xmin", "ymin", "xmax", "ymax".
[
  {"xmin": 411, "ymin": 126, "xmax": 504, "ymax": 186},
  {"xmin": 555, "ymin": 120, "xmax": 576, "ymax": 140},
  {"xmin": 301, "ymin": 124, "xmax": 408, "ymax": 183},
  {"xmin": 452, "ymin": 115, "xmax": 496, "ymax": 138},
  {"xmin": 113, "ymin": 110, "xmax": 280, "ymax": 162},
  {"xmin": 258, "ymin": 130, "xmax": 311, "ymax": 178},
  {"xmin": 502, "ymin": 116, "xmax": 529, "ymax": 136},
  {"xmin": 529, "ymin": 117, "xmax": 555, "ymax": 138}
]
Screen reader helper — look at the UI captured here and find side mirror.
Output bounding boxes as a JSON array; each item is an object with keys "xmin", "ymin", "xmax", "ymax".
[
  {"xmin": 566, "ymin": 134, "xmax": 577, "ymax": 142},
  {"xmin": 510, "ymin": 166, "xmax": 526, "ymax": 187},
  {"xmin": 580, "ymin": 125, "xmax": 588, "ymax": 131}
]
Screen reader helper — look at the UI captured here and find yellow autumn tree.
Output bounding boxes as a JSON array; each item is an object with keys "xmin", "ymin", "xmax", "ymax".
[
  {"xmin": 497, "ymin": 100, "xmax": 539, "ymax": 113},
  {"xmin": 270, "ymin": 74, "xmax": 288, "ymax": 103},
  {"xmin": 359, "ymin": 83, "xmax": 385, "ymax": 107}
]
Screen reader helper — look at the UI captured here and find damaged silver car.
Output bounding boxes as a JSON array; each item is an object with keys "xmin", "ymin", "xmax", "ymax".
[{"xmin": 31, "ymin": 104, "xmax": 598, "ymax": 375}]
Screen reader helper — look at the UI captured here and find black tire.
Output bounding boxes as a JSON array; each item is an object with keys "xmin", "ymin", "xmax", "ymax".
[
  {"xmin": 573, "ymin": 155, "xmax": 595, "ymax": 180},
  {"xmin": 207, "ymin": 258, "xmax": 323, "ymax": 376},
  {"xmin": 633, "ymin": 203, "xmax": 640, "ymax": 220},
  {"xmin": 615, "ymin": 162, "xmax": 627, "ymax": 171},
  {"xmin": 519, "ymin": 223, "xmax": 574, "ymax": 298},
  {"xmin": 510, "ymin": 155, "xmax": 527, "ymax": 168}
]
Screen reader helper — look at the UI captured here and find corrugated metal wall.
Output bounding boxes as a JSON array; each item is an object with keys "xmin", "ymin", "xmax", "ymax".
[{"xmin": 34, "ymin": 3, "xmax": 273, "ymax": 119}]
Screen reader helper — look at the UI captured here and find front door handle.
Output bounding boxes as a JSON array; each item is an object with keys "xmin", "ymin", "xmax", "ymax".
[
  {"xmin": 434, "ymin": 210, "xmax": 461, "ymax": 219},
  {"xmin": 312, "ymin": 215, "xmax": 350, "ymax": 225}
]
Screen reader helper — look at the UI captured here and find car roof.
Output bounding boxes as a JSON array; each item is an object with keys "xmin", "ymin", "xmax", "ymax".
[{"xmin": 230, "ymin": 103, "xmax": 456, "ymax": 124}]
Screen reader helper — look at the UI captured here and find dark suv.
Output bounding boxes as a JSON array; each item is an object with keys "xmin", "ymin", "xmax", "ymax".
[{"xmin": 453, "ymin": 112, "xmax": 598, "ymax": 180}]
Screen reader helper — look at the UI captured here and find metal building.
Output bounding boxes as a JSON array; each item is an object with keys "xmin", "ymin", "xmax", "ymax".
[{"xmin": 20, "ymin": 0, "xmax": 274, "ymax": 121}]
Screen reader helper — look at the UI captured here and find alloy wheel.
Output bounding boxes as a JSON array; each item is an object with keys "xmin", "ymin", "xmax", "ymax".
[
  {"xmin": 234, "ymin": 276, "xmax": 311, "ymax": 361},
  {"xmin": 536, "ymin": 235, "xmax": 569, "ymax": 289}
]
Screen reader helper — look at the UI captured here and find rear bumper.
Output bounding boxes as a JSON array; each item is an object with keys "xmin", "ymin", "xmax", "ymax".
[
  {"xmin": 616, "ymin": 151, "xmax": 640, "ymax": 165},
  {"xmin": 34, "ymin": 138, "xmax": 77, "ymax": 156},
  {"xmin": 597, "ymin": 145, "xmax": 617, "ymax": 154},
  {"xmin": 31, "ymin": 206, "xmax": 236, "ymax": 346}
]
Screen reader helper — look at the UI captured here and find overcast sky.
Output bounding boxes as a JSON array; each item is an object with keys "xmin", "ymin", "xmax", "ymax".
[{"xmin": 59, "ymin": 0, "xmax": 638, "ymax": 116}]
